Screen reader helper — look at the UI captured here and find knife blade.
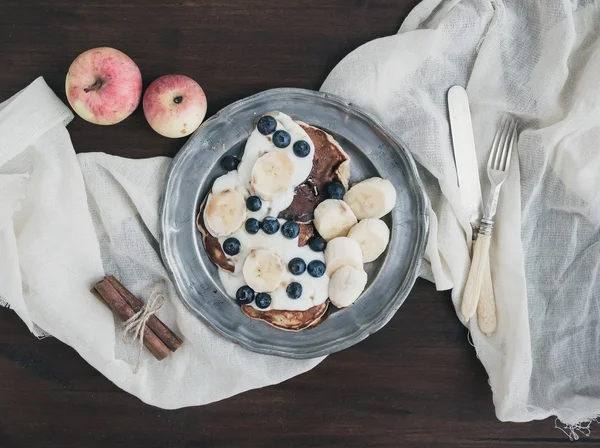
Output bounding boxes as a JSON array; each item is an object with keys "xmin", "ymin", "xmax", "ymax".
[{"xmin": 448, "ymin": 85, "xmax": 483, "ymax": 238}]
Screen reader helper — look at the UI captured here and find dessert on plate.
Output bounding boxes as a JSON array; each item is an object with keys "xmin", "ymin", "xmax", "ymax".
[{"xmin": 197, "ymin": 111, "xmax": 396, "ymax": 330}]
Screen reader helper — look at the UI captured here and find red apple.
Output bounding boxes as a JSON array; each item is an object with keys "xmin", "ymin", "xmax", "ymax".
[
  {"xmin": 65, "ymin": 47, "xmax": 142, "ymax": 125},
  {"xmin": 143, "ymin": 75, "xmax": 207, "ymax": 138}
]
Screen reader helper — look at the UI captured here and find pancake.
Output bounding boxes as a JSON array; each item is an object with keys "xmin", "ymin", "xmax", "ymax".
[
  {"xmin": 197, "ymin": 120, "xmax": 349, "ymax": 331},
  {"xmin": 278, "ymin": 122, "xmax": 350, "ymax": 223},
  {"xmin": 241, "ymin": 300, "xmax": 330, "ymax": 331}
]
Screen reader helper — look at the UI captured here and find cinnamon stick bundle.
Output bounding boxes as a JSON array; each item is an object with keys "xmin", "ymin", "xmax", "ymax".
[
  {"xmin": 92, "ymin": 276, "xmax": 182, "ymax": 361},
  {"xmin": 105, "ymin": 276, "xmax": 183, "ymax": 352}
]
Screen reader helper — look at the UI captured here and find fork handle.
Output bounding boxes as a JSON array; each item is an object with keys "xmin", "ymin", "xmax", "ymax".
[
  {"xmin": 461, "ymin": 233, "xmax": 491, "ymax": 321},
  {"xmin": 477, "ymin": 256, "xmax": 497, "ymax": 335}
]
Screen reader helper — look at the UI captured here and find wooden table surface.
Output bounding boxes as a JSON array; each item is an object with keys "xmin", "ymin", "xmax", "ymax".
[{"xmin": 0, "ymin": 1, "xmax": 576, "ymax": 447}]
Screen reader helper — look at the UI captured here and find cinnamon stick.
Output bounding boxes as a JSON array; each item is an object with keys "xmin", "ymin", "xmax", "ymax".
[
  {"xmin": 105, "ymin": 275, "xmax": 182, "ymax": 352},
  {"xmin": 93, "ymin": 278, "xmax": 170, "ymax": 361}
]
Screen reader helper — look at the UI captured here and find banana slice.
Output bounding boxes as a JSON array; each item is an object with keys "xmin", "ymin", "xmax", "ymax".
[
  {"xmin": 313, "ymin": 199, "xmax": 357, "ymax": 242},
  {"xmin": 336, "ymin": 160, "xmax": 350, "ymax": 190},
  {"xmin": 329, "ymin": 265, "xmax": 368, "ymax": 308},
  {"xmin": 204, "ymin": 189, "xmax": 246, "ymax": 237},
  {"xmin": 250, "ymin": 152, "xmax": 295, "ymax": 199},
  {"xmin": 348, "ymin": 218, "xmax": 390, "ymax": 263},
  {"xmin": 324, "ymin": 236, "xmax": 363, "ymax": 276},
  {"xmin": 242, "ymin": 249, "xmax": 284, "ymax": 292},
  {"xmin": 343, "ymin": 177, "xmax": 397, "ymax": 220}
]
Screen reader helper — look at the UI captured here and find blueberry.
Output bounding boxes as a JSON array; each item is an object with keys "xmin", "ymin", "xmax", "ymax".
[
  {"xmin": 261, "ymin": 217, "xmax": 280, "ymax": 235},
  {"xmin": 281, "ymin": 221, "xmax": 300, "ymax": 239},
  {"xmin": 307, "ymin": 260, "xmax": 326, "ymax": 278},
  {"xmin": 286, "ymin": 282, "xmax": 303, "ymax": 299},
  {"xmin": 272, "ymin": 130, "xmax": 291, "ymax": 148},
  {"xmin": 293, "ymin": 140, "xmax": 311, "ymax": 158},
  {"xmin": 308, "ymin": 236, "xmax": 327, "ymax": 252},
  {"xmin": 222, "ymin": 237, "xmax": 241, "ymax": 256},
  {"xmin": 246, "ymin": 195, "xmax": 262, "ymax": 212},
  {"xmin": 257, "ymin": 115, "xmax": 277, "ymax": 135},
  {"xmin": 288, "ymin": 257, "xmax": 306, "ymax": 275},
  {"xmin": 245, "ymin": 218, "xmax": 260, "ymax": 234},
  {"xmin": 255, "ymin": 292, "xmax": 272, "ymax": 309},
  {"xmin": 220, "ymin": 155, "xmax": 239, "ymax": 171},
  {"xmin": 236, "ymin": 285, "xmax": 255, "ymax": 305},
  {"xmin": 326, "ymin": 181, "xmax": 346, "ymax": 199}
]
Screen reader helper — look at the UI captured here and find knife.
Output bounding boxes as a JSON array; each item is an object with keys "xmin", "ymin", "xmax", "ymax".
[
  {"xmin": 448, "ymin": 85, "xmax": 497, "ymax": 335},
  {"xmin": 448, "ymin": 85, "xmax": 483, "ymax": 238}
]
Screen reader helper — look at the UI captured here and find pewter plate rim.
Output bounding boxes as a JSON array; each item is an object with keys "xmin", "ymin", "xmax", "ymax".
[{"xmin": 159, "ymin": 88, "xmax": 429, "ymax": 359}]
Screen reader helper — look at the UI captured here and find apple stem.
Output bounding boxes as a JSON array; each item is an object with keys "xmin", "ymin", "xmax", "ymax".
[
  {"xmin": 173, "ymin": 96, "xmax": 183, "ymax": 104},
  {"xmin": 84, "ymin": 79, "xmax": 103, "ymax": 93}
]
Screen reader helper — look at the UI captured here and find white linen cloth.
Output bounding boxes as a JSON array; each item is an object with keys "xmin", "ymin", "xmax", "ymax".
[
  {"xmin": 0, "ymin": 77, "xmax": 321, "ymax": 409},
  {"xmin": 322, "ymin": 0, "xmax": 600, "ymax": 431},
  {"xmin": 2, "ymin": 0, "xmax": 600, "ymax": 430}
]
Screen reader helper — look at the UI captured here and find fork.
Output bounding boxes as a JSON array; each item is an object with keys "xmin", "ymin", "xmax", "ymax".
[{"xmin": 461, "ymin": 117, "xmax": 518, "ymax": 321}]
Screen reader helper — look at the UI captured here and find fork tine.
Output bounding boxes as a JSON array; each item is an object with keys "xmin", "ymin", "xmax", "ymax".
[
  {"xmin": 502, "ymin": 119, "xmax": 518, "ymax": 172},
  {"xmin": 493, "ymin": 118, "xmax": 510, "ymax": 170},
  {"xmin": 498, "ymin": 119, "xmax": 513, "ymax": 171},
  {"xmin": 488, "ymin": 118, "xmax": 504, "ymax": 169}
]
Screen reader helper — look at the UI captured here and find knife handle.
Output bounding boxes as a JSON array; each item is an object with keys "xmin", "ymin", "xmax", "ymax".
[
  {"xmin": 461, "ymin": 233, "xmax": 490, "ymax": 321},
  {"xmin": 477, "ymin": 257, "xmax": 497, "ymax": 335}
]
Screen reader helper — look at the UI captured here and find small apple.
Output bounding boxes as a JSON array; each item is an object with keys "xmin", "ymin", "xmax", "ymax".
[
  {"xmin": 143, "ymin": 75, "xmax": 207, "ymax": 138},
  {"xmin": 65, "ymin": 47, "xmax": 142, "ymax": 125}
]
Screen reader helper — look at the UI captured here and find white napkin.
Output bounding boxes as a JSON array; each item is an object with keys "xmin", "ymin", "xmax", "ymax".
[
  {"xmin": 0, "ymin": 77, "xmax": 322, "ymax": 409},
  {"xmin": 322, "ymin": 0, "xmax": 600, "ymax": 432}
]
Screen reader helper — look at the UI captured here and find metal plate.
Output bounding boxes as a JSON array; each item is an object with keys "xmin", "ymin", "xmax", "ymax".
[{"xmin": 159, "ymin": 88, "xmax": 429, "ymax": 359}]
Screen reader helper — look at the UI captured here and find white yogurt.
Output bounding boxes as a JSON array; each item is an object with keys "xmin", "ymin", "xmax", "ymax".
[{"xmin": 204, "ymin": 111, "xmax": 328, "ymax": 311}]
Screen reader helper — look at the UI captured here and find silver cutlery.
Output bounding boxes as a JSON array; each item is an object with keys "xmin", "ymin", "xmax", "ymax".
[
  {"xmin": 448, "ymin": 86, "xmax": 497, "ymax": 334},
  {"xmin": 462, "ymin": 117, "xmax": 518, "ymax": 319}
]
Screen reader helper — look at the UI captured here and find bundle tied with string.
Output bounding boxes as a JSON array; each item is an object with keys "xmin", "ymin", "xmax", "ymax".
[{"xmin": 92, "ymin": 276, "xmax": 182, "ymax": 371}]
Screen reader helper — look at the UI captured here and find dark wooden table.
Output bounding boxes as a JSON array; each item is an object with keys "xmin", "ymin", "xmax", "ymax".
[{"xmin": 0, "ymin": 1, "xmax": 577, "ymax": 447}]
